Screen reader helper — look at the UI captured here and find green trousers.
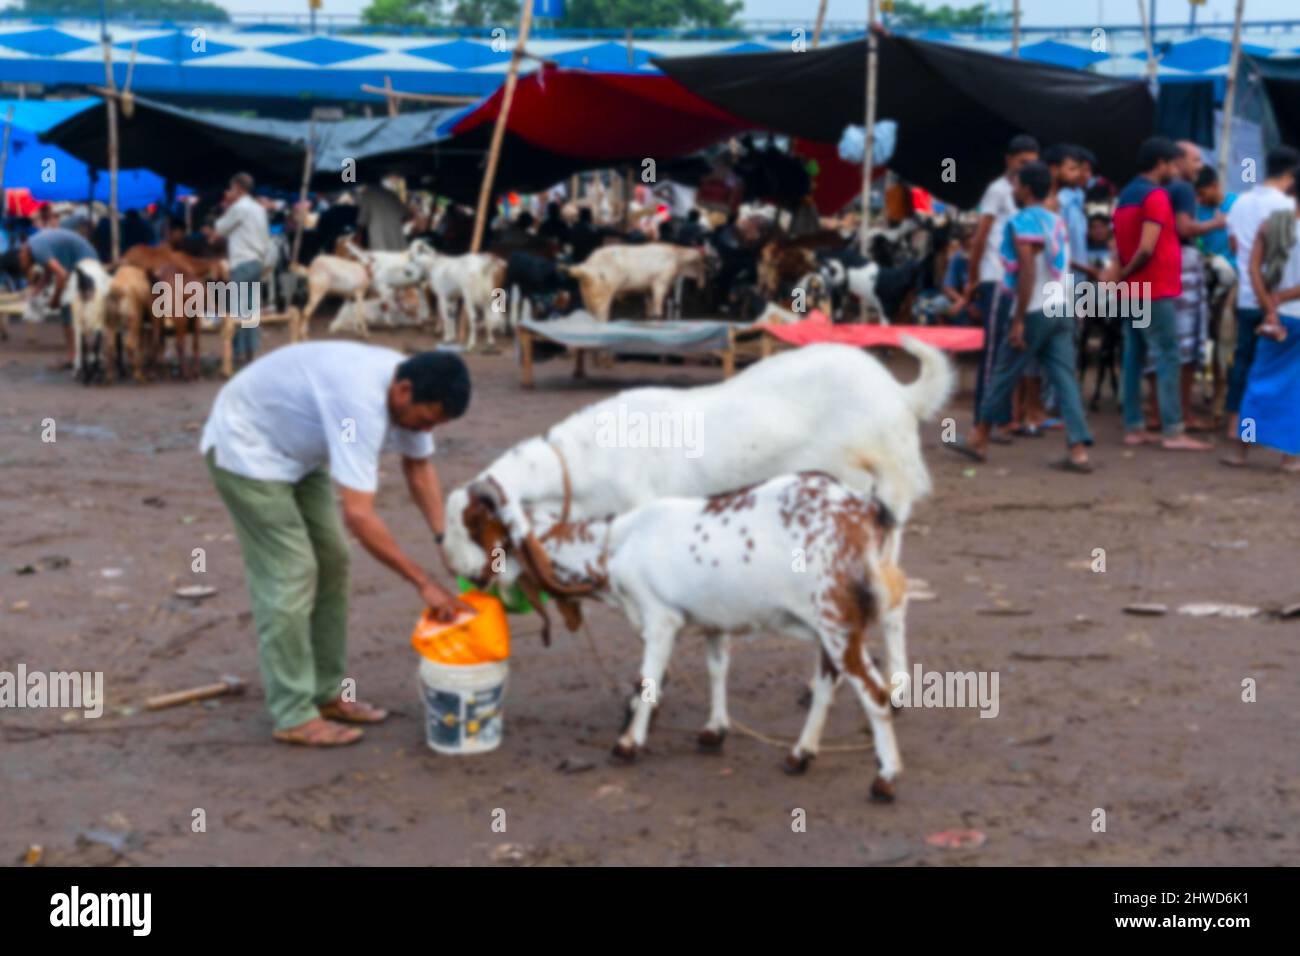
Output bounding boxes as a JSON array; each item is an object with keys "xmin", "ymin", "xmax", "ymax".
[{"xmin": 206, "ymin": 450, "xmax": 350, "ymax": 730}]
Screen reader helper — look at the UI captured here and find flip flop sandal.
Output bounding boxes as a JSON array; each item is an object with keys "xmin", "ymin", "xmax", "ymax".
[
  {"xmin": 1012, "ymin": 424, "xmax": 1044, "ymax": 438},
  {"xmin": 988, "ymin": 433, "xmax": 1013, "ymax": 445},
  {"xmin": 319, "ymin": 700, "xmax": 389, "ymax": 724},
  {"xmin": 1049, "ymin": 457, "xmax": 1094, "ymax": 474},
  {"xmin": 944, "ymin": 441, "xmax": 986, "ymax": 463},
  {"xmin": 273, "ymin": 721, "xmax": 364, "ymax": 747}
]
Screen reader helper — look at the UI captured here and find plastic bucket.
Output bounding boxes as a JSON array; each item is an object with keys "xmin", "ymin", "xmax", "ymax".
[{"xmin": 418, "ymin": 657, "xmax": 509, "ymax": 755}]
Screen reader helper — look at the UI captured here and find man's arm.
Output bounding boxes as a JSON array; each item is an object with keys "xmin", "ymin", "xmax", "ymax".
[
  {"xmin": 1009, "ymin": 239, "xmax": 1036, "ymax": 348},
  {"xmin": 964, "ymin": 213, "xmax": 994, "ymax": 297},
  {"xmin": 336, "ymin": 485, "xmax": 463, "ymax": 622},
  {"xmin": 43, "ymin": 258, "xmax": 69, "ymax": 303},
  {"xmin": 1176, "ymin": 209, "xmax": 1225, "ymax": 241},
  {"xmin": 1248, "ymin": 221, "xmax": 1275, "ymax": 312},
  {"xmin": 1117, "ymin": 221, "xmax": 1162, "ymax": 281},
  {"xmin": 402, "ymin": 455, "xmax": 446, "ymax": 540}
]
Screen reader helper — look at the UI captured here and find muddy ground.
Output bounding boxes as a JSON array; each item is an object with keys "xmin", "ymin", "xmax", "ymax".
[{"xmin": 2, "ymin": 320, "xmax": 1298, "ymax": 867}]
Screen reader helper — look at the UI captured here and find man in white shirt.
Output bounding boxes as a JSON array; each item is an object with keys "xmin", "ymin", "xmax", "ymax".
[
  {"xmin": 965, "ymin": 134, "xmax": 1040, "ymax": 430},
  {"xmin": 210, "ymin": 172, "xmax": 270, "ymax": 366},
  {"xmin": 1224, "ymin": 146, "xmax": 1299, "ymax": 437},
  {"xmin": 202, "ymin": 343, "xmax": 471, "ymax": 746}
]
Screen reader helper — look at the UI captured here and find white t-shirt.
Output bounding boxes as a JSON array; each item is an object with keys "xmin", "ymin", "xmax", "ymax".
[
  {"xmin": 200, "ymin": 342, "xmax": 435, "ymax": 492},
  {"xmin": 1227, "ymin": 183, "xmax": 1296, "ymax": 309},
  {"xmin": 976, "ymin": 175, "xmax": 1017, "ymax": 284},
  {"xmin": 215, "ymin": 194, "xmax": 270, "ymax": 268}
]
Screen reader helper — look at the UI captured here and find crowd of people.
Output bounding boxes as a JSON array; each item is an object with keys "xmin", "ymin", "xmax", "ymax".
[{"xmin": 946, "ymin": 132, "xmax": 1300, "ymax": 474}]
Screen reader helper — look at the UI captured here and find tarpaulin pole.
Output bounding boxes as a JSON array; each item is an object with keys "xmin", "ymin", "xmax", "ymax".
[
  {"xmin": 859, "ymin": 2, "xmax": 879, "ymax": 321},
  {"xmin": 1217, "ymin": 0, "xmax": 1246, "ymax": 181},
  {"xmin": 0, "ymin": 106, "xmax": 13, "ymax": 201},
  {"xmin": 1012, "ymin": 0, "xmax": 1021, "ymax": 57},
  {"xmin": 470, "ymin": 0, "xmax": 536, "ymax": 256},
  {"xmin": 101, "ymin": 35, "xmax": 120, "ymax": 262},
  {"xmin": 813, "ymin": 0, "xmax": 829, "ymax": 47},
  {"xmin": 1137, "ymin": 0, "xmax": 1159, "ymax": 93}
]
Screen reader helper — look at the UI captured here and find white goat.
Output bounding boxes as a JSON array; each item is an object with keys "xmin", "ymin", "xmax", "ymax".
[
  {"xmin": 444, "ymin": 338, "xmax": 954, "ymax": 700},
  {"xmin": 567, "ymin": 242, "xmax": 707, "ymax": 322},
  {"xmin": 411, "ymin": 241, "xmax": 507, "ymax": 349},
  {"xmin": 460, "ymin": 471, "xmax": 906, "ymax": 799}
]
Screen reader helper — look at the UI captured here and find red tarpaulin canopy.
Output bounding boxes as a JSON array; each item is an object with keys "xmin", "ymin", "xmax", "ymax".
[{"xmin": 449, "ymin": 66, "xmax": 752, "ymax": 163}]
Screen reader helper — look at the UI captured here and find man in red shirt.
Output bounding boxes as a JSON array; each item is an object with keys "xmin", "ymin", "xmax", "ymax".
[{"xmin": 1111, "ymin": 137, "xmax": 1212, "ymax": 451}]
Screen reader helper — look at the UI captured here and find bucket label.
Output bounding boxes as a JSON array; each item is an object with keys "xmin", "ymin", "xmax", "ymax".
[
  {"xmin": 421, "ymin": 676, "xmax": 507, "ymax": 752},
  {"xmin": 464, "ymin": 684, "xmax": 505, "ymax": 747},
  {"xmin": 424, "ymin": 686, "xmax": 464, "ymax": 750}
]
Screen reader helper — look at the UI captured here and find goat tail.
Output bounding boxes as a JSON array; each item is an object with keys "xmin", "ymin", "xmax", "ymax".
[
  {"xmin": 289, "ymin": 263, "xmax": 310, "ymax": 278},
  {"xmin": 897, "ymin": 334, "xmax": 955, "ymax": 422}
]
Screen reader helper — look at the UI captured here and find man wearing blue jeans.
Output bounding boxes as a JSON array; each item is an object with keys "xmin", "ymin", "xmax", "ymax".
[
  {"xmin": 1111, "ymin": 137, "xmax": 1211, "ymax": 451},
  {"xmin": 949, "ymin": 162, "xmax": 1093, "ymax": 471},
  {"xmin": 966, "ymin": 134, "xmax": 1040, "ymax": 432}
]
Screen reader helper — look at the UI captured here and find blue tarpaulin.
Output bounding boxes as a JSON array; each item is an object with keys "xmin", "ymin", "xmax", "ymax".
[{"xmin": 1, "ymin": 98, "xmax": 178, "ymax": 208}]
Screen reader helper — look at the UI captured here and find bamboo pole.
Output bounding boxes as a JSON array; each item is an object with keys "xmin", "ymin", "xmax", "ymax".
[
  {"xmin": 0, "ymin": 106, "xmax": 13, "ymax": 210},
  {"xmin": 383, "ymin": 75, "xmax": 398, "ymax": 117},
  {"xmin": 1011, "ymin": 0, "xmax": 1021, "ymax": 56},
  {"xmin": 813, "ymin": 0, "xmax": 829, "ymax": 47},
  {"xmin": 470, "ymin": 0, "xmax": 536, "ymax": 254},
  {"xmin": 290, "ymin": 118, "xmax": 315, "ymax": 271},
  {"xmin": 102, "ymin": 38, "xmax": 120, "ymax": 262},
  {"xmin": 359, "ymin": 84, "xmax": 478, "ymax": 106},
  {"xmin": 859, "ymin": 0, "xmax": 879, "ymax": 321},
  {"xmin": 1217, "ymin": 0, "xmax": 1246, "ymax": 182},
  {"xmin": 1137, "ymin": 0, "xmax": 1158, "ymax": 85}
]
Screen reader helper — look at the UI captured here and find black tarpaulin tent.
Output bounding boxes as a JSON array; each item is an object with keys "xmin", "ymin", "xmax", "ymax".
[
  {"xmin": 39, "ymin": 96, "xmax": 474, "ymax": 194},
  {"xmin": 655, "ymin": 34, "xmax": 1156, "ymax": 208}
]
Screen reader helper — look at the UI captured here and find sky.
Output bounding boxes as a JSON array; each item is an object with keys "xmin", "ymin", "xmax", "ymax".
[{"xmin": 193, "ymin": 0, "xmax": 1300, "ymax": 27}]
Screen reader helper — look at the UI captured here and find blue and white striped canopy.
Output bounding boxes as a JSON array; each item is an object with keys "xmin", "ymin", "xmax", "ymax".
[{"xmin": 1, "ymin": 20, "xmax": 1298, "ymax": 105}]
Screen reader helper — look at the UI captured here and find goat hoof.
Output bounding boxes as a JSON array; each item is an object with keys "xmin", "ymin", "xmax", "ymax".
[
  {"xmin": 610, "ymin": 741, "xmax": 639, "ymax": 763},
  {"xmin": 696, "ymin": 728, "xmax": 727, "ymax": 753},
  {"xmin": 782, "ymin": 752, "xmax": 813, "ymax": 775},
  {"xmin": 869, "ymin": 776, "xmax": 897, "ymax": 803},
  {"xmin": 795, "ymin": 687, "xmax": 813, "ymax": 709}
]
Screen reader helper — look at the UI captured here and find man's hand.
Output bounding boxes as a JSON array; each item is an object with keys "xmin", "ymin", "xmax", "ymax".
[
  {"xmin": 420, "ymin": 579, "xmax": 472, "ymax": 623},
  {"xmin": 1009, "ymin": 319, "xmax": 1026, "ymax": 350}
]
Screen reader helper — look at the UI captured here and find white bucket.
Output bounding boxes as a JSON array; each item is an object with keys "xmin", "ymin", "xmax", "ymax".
[{"xmin": 418, "ymin": 657, "xmax": 509, "ymax": 755}]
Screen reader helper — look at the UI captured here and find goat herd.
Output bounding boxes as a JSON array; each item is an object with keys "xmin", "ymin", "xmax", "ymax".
[{"xmin": 17, "ymin": 210, "xmax": 945, "ymax": 387}]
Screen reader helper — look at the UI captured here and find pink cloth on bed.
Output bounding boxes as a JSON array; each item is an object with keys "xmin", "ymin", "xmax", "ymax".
[{"xmin": 761, "ymin": 319, "xmax": 985, "ymax": 352}]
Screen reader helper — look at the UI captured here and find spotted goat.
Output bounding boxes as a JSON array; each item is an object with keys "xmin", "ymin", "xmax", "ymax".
[{"xmin": 459, "ymin": 471, "xmax": 908, "ymax": 801}]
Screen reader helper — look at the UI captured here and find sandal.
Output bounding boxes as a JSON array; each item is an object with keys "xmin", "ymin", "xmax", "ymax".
[
  {"xmin": 319, "ymin": 699, "xmax": 390, "ymax": 724},
  {"xmin": 1049, "ymin": 457, "xmax": 1094, "ymax": 474},
  {"xmin": 944, "ymin": 441, "xmax": 986, "ymax": 463},
  {"xmin": 273, "ymin": 717, "xmax": 363, "ymax": 747}
]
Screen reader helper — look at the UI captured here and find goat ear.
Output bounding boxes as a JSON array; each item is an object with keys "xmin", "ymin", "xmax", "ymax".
[
  {"xmin": 555, "ymin": 596, "xmax": 584, "ymax": 633},
  {"xmin": 519, "ymin": 532, "xmax": 595, "ymax": 598},
  {"xmin": 513, "ymin": 570, "xmax": 553, "ymax": 648}
]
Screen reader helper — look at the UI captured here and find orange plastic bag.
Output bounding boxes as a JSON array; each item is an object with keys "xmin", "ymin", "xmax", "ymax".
[{"xmin": 411, "ymin": 590, "xmax": 510, "ymax": 665}]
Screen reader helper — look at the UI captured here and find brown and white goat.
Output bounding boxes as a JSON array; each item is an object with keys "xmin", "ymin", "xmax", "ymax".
[{"xmin": 458, "ymin": 471, "xmax": 907, "ymax": 801}]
